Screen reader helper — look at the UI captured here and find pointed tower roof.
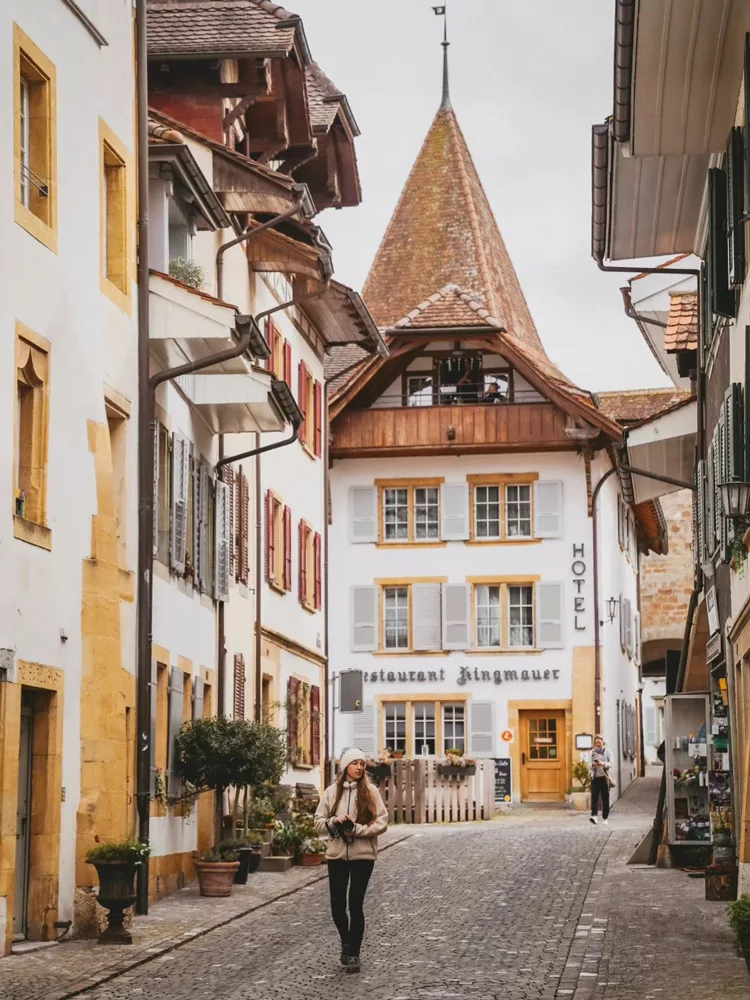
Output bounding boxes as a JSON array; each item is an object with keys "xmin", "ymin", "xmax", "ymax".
[{"xmin": 362, "ymin": 103, "xmax": 544, "ymax": 354}]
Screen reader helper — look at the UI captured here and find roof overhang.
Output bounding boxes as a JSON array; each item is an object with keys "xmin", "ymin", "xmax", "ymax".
[
  {"xmin": 626, "ymin": 264, "xmax": 699, "ymax": 389},
  {"xmin": 301, "ymin": 280, "xmax": 388, "ymax": 353},
  {"xmin": 179, "ymin": 371, "xmax": 287, "ymax": 434},
  {"xmin": 246, "ymin": 222, "xmax": 332, "ymax": 281},
  {"xmin": 148, "ymin": 143, "xmax": 231, "ymax": 231},
  {"xmin": 625, "ymin": 399, "xmax": 697, "ymax": 502}
]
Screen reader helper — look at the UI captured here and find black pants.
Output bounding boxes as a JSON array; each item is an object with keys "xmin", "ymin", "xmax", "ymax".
[
  {"xmin": 591, "ymin": 776, "xmax": 610, "ymax": 819},
  {"xmin": 327, "ymin": 860, "xmax": 375, "ymax": 957}
]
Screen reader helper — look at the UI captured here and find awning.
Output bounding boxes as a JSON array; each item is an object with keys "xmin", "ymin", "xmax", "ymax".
[
  {"xmin": 625, "ymin": 399, "xmax": 697, "ymax": 502},
  {"xmin": 177, "ymin": 371, "xmax": 286, "ymax": 434}
]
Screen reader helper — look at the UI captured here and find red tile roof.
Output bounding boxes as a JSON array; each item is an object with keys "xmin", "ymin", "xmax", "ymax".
[
  {"xmin": 147, "ymin": 0, "xmax": 297, "ymax": 59},
  {"xmin": 597, "ymin": 388, "xmax": 693, "ymax": 425},
  {"xmin": 664, "ymin": 292, "xmax": 698, "ymax": 353},
  {"xmin": 306, "ymin": 63, "xmax": 342, "ymax": 133},
  {"xmin": 362, "ymin": 107, "xmax": 543, "ymax": 355},
  {"xmin": 393, "ymin": 284, "xmax": 498, "ymax": 330}
]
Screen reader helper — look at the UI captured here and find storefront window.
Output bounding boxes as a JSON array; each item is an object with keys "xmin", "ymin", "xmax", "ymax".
[
  {"xmin": 413, "ymin": 702, "xmax": 436, "ymax": 756},
  {"xmin": 384, "ymin": 702, "xmax": 406, "ymax": 754}
]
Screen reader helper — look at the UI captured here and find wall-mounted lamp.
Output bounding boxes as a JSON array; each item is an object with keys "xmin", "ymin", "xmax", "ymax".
[
  {"xmin": 719, "ymin": 481, "xmax": 750, "ymax": 520},
  {"xmin": 603, "ymin": 596, "xmax": 620, "ymax": 625}
]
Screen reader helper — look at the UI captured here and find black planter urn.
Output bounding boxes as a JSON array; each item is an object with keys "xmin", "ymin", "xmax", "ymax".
[
  {"xmin": 88, "ymin": 861, "xmax": 141, "ymax": 944},
  {"xmin": 248, "ymin": 850, "xmax": 262, "ymax": 874},
  {"xmin": 234, "ymin": 848, "xmax": 255, "ymax": 884}
]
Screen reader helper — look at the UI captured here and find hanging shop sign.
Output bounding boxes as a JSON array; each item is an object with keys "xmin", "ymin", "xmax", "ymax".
[
  {"xmin": 361, "ymin": 666, "xmax": 562, "ymax": 685},
  {"xmin": 706, "ymin": 631, "xmax": 723, "ymax": 665},
  {"xmin": 572, "ymin": 543, "xmax": 587, "ymax": 632}
]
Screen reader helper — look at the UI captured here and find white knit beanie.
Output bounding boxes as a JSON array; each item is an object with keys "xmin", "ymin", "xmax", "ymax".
[{"xmin": 339, "ymin": 747, "xmax": 367, "ymax": 772}]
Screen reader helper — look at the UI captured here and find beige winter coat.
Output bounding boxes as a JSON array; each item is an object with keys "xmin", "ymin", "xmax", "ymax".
[{"xmin": 314, "ymin": 780, "xmax": 388, "ymax": 862}]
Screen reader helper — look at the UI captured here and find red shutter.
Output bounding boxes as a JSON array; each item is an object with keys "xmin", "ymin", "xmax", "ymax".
[
  {"xmin": 265, "ymin": 490, "xmax": 274, "ymax": 582},
  {"xmin": 263, "ymin": 319, "xmax": 271, "ymax": 370},
  {"xmin": 283, "ymin": 506, "xmax": 292, "ymax": 591},
  {"xmin": 288, "ymin": 677, "xmax": 299, "ymax": 756},
  {"xmin": 284, "ymin": 340, "xmax": 292, "ymax": 386},
  {"xmin": 314, "ymin": 381, "xmax": 323, "ymax": 457},
  {"xmin": 267, "ymin": 320, "xmax": 280, "ymax": 374},
  {"xmin": 299, "ymin": 520, "xmax": 307, "ymax": 603},
  {"xmin": 233, "ymin": 654, "xmax": 246, "ymax": 720},
  {"xmin": 314, "ymin": 532, "xmax": 322, "ymax": 610},
  {"xmin": 237, "ymin": 467, "xmax": 249, "ymax": 586},
  {"xmin": 298, "ymin": 361, "xmax": 308, "ymax": 442},
  {"xmin": 311, "ymin": 685, "xmax": 321, "ymax": 766}
]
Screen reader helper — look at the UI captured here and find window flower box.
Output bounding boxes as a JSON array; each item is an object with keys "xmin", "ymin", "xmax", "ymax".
[
  {"xmin": 439, "ymin": 764, "xmax": 476, "ymax": 777},
  {"xmin": 367, "ymin": 763, "xmax": 393, "ymax": 780}
]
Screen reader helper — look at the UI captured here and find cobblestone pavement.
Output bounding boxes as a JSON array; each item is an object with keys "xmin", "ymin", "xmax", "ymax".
[{"xmin": 3, "ymin": 783, "xmax": 748, "ymax": 1000}]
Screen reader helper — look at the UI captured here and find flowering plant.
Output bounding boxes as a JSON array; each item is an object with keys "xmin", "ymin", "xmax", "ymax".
[{"xmin": 443, "ymin": 751, "xmax": 477, "ymax": 767}]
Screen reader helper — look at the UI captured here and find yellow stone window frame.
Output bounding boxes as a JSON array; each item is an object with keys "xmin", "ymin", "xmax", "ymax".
[
  {"xmin": 99, "ymin": 119, "xmax": 133, "ymax": 314},
  {"xmin": 468, "ymin": 575, "xmax": 541, "ymax": 653},
  {"xmin": 466, "ymin": 472, "xmax": 541, "ymax": 545},
  {"xmin": 376, "ymin": 477, "xmax": 446, "ymax": 548},
  {"xmin": 377, "ymin": 693, "xmax": 469, "ymax": 758},
  {"xmin": 13, "ymin": 322, "xmax": 51, "ymax": 550}
]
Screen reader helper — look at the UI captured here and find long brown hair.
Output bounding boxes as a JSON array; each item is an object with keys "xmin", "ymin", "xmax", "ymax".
[{"xmin": 332, "ymin": 769, "xmax": 377, "ymax": 825}]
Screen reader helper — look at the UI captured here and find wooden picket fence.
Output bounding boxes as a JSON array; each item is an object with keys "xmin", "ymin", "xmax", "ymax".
[{"xmin": 372, "ymin": 759, "xmax": 496, "ymax": 824}]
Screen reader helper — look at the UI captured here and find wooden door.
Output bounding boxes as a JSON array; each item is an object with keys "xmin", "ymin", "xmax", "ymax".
[
  {"xmin": 519, "ymin": 710, "xmax": 566, "ymax": 801},
  {"xmin": 14, "ymin": 700, "xmax": 33, "ymax": 939}
]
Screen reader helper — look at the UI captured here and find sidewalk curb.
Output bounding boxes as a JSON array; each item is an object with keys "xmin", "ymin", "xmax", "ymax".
[{"xmin": 36, "ymin": 832, "xmax": 413, "ymax": 1000}]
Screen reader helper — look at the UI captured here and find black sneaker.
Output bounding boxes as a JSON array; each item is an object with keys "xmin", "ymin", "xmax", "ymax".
[
  {"xmin": 340, "ymin": 943, "xmax": 350, "ymax": 967},
  {"xmin": 347, "ymin": 956, "xmax": 360, "ymax": 974}
]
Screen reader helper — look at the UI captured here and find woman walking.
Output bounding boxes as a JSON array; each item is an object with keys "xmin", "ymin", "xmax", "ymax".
[
  {"xmin": 589, "ymin": 735, "xmax": 613, "ymax": 826},
  {"xmin": 315, "ymin": 747, "xmax": 388, "ymax": 973}
]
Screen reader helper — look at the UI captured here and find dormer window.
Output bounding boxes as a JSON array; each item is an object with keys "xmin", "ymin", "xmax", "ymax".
[{"xmin": 399, "ymin": 353, "xmax": 514, "ymax": 407}]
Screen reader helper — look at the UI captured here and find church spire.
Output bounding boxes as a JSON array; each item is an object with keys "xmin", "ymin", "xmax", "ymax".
[{"xmin": 433, "ymin": 5, "xmax": 452, "ymax": 111}]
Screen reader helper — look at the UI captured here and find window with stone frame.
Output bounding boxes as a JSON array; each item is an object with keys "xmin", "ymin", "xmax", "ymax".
[
  {"xmin": 383, "ymin": 585, "xmax": 409, "ymax": 649},
  {"xmin": 505, "ymin": 484, "xmax": 532, "ymax": 538},
  {"xmin": 14, "ymin": 327, "xmax": 50, "ymax": 534}
]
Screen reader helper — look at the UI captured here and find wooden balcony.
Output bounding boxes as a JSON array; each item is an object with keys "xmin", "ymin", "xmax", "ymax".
[{"xmin": 330, "ymin": 402, "xmax": 572, "ymax": 457}]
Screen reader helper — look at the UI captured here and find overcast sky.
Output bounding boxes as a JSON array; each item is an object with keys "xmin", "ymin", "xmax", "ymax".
[{"xmin": 289, "ymin": 0, "xmax": 669, "ymax": 393}]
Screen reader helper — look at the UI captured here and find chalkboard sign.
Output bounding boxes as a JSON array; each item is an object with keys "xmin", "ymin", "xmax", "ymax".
[{"xmin": 494, "ymin": 758, "xmax": 512, "ymax": 803}]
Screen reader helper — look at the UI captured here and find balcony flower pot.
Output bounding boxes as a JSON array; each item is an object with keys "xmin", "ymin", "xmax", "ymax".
[
  {"xmin": 439, "ymin": 764, "xmax": 476, "ymax": 777},
  {"xmin": 299, "ymin": 852, "xmax": 325, "ymax": 867},
  {"xmin": 87, "ymin": 860, "xmax": 141, "ymax": 944},
  {"xmin": 195, "ymin": 859, "xmax": 240, "ymax": 897}
]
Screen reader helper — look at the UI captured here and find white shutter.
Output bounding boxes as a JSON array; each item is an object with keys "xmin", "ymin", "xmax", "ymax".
[
  {"xmin": 537, "ymin": 582, "xmax": 564, "ymax": 649},
  {"xmin": 412, "ymin": 584, "xmax": 442, "ymax": 652},
  {"xmin": 167, "ymin": 666, "xmax": 184, "ymax": 797},
  {"xmin": 198, "ymin": 462, "xmax": 211, "ymax": 593},
  {"xmin": 351, "ymin": 702, "xmax": 377, "ymax": 755},
  {"xmin": 152, "ymin": 423, "xmax": 160, "ymax": 557},
  {"xmin": 442, "ymin": 583, "xmax": 471, "ymax": 650},
  {"xmin": 350, "ymin": 486, "xmax": 378, "ymax": 543},
  {"xmin": 214, "ymin": 479, "xmax": 230, "ymax": 601},
  {"xmin": 624, "ymin": 598, "xmax": 633, "ymax": 657},
  {"xmin": 170, "ymin": 433, "xmax": 189, "ymax": 573},
  {"xmin": 351, "ymin": 586, "xmax": 378, "ymax": 651},
  {"xmin": 534, "ymin": 481, "xmax": 563, "ymax": 538},
  {"xmin": 616, "ymin": 495, "xmax": 623, "ymax": 549},
  {"xmin": 149, "ymin": 659, "xmax": 158, "ymax": 796},
  {"xmin": 192, "ymin": 675, "xmax": 204, "ymax": 721},
  {"xmin": 644, "ymin": 704, "xmax": 657, "ymax": 748},
  {"xmin": 469, "ymin": 701, "xmax": 495, "ymax": 757},
  {"xmin": 619, "ymin": 592, "xmax": 626, "ymax": 651},
  {"xmin": 441, "ymin": 483, "xmax": 470, "ymax": 540},
  {"xmin": 633, "ymin": 612, "xmax": 641, "ymax": 665}
]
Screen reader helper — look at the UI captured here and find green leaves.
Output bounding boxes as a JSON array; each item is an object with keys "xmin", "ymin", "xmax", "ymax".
[
  {"xmin": 86, "ymin": 839, "xmax": 150, "ymax": 865},
  {"xmin": 175, "ymin": 716, "xmax": 287, "ymax": 794}
]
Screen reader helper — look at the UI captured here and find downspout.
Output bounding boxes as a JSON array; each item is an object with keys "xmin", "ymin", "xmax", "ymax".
[
  {"xmin": 591, "ymin": 467, "xmax": 617, "ymax": 733},
  {"xmin": 134, "ymin": 0, "xmax": 151, "ymax": 916},
  {"xmin": 620, "ymin": 286, "xmax": 668, "ymax": 328},
  {"xmin": 255, "ymin": 440, "xmax": 262, "ymax": 722}
]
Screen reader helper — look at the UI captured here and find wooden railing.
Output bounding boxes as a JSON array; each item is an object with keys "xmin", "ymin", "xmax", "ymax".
[{"xmin": 371, "ymin": 759, "xmax": 497, "ymax": 824}]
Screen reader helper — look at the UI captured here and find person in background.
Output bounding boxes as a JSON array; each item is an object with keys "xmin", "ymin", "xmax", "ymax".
[
  {"xmin": 589, "ymin": 734, "xmax": 613, "ymax": 826},
  {"xmin": 315, "ymin": 748, "xmax": 388, "ymax": 974}
]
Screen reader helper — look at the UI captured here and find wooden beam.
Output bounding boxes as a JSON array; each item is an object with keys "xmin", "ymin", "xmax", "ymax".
[
  {"xmin": 223, "ymin": 95, "xmax": 257, "ymax": 131},
  {"xmin": 153, "ymin": 82, "xmax": 266, "ymax": 98}
]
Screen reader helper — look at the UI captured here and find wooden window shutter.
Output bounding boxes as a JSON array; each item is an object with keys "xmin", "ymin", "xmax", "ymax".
[
  {"xmin": 265, "ymin": 490, "xmax": 274, "ymax": 582},
  {"xmin": 283, "ymin": 339, "xmax": 292, "ymax": 386},
  {"xmin": 214, "ymin": 478, "xmax": 231, "ymax": 602},
  {"xmin": 440, "ymin": 483, "xmax": 470, "ymax": 540},
  {"xmin": 694, "ymin": 460, "xmax": 705, "ymax": 568},
  {"xmin": 441, "ymin": 583, "xmax": 471, "ymax": 650},
  {"xmin": 198, "ymin": 462, "xmax": 211, "ymax": 594},
  {"xmin": 152, "ymin": 423, "xmax": 160, "ymax": 556},
  {"xmin": 469, "ymin": 702, "xmax": 495, "ymax": 758},
  {"xmin": 149, "ymin": 660, "xmax": 158, "ymax": 796},
  {"xmin": 167, "ymin": 667, "xmax": 184, "ymax": 797},
  {"xmin": 314, "ymin": 532, "xmax": 322, "ymax": 610},
  {"xmin": 534, "ymin": 481, "xmax": 564, "ymax": 538},
  {"xmin": 287, "ymin": 677, "xmax": 299, "ymax": 754},
  {"xmin": 192, "ymin": 675, "xmax": 204, "ymax": 721},
  {"xmin": 170, "ymin": 433, "xmax": 189, "ymax": 574},
  {"xmin": 233, "ymin": 653, "xmax": 245, "ymax": 720},
  {"xmin": 298, "ymin": 361, "xmax": 308, "ymax": 440},
  {"xmin": 311, "ymin": 685, "xmax": 321, "ymax": 766},
  {"xmin": 283, "ymin": 506, "xmax": 292, "ymax": 591},
  {"xmin": 222, "ymin": 465, "xmax": 235, "ymax": 576},
  {"xmin": 708, "ymin": 168, "xmax": 736, "ymax": 319},
  {"xmin": 237, "ymin": 468, "xmax": 249, "ymax": 586},
  {"xmin": 314, "ymin": 380, "xmax": 323, "ymax": 457},
  {"xmin": 537, "ymin": 582, "xmax": 565, "ymax": 649},
  {"xmin": 349, "ymin": 486, "xmax": 378, "ymax": 543},
  {"xmin": 411, "ymin": 583, "xmax": 442, "ymax": 651},
  {"xmin": 298, "ymin": 519, "xmax": 308, "ymax": 603},
  {"xmin": 351, "ymin": 585, "xmax": 379, "ymax": 651},
  {"xmin": 728, "ymin": 127, "xmax": 746, "ymax": 287}
]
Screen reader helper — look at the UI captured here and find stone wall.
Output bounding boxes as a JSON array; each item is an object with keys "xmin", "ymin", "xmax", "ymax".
[{"xmin": 641, "ymin": 490, "xmax": 693, "ymax": 643}]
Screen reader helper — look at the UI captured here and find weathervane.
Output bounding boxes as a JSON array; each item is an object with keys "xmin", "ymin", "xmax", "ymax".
[{"xmin": 432, "ymin": 5, "xmax": 451, "ymax": 110}]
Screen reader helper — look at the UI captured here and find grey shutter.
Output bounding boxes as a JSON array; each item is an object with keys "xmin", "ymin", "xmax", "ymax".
[
  {"xmin": 619, "ymin": 592, "xmax": 626, "ymax": 651},
  {"xmin": 351, "ymin": 586, "xmax": 378, "ymax": 652},
  {"xmin": 351, "ymin": 702, "xmax": 377, "ymax": 755},
  {"xmin": 727, "ymin": 382, "xmax": 745, "ymax": 481},
  {"xmin": 170, "ymin": 433, "xmax": 189, "ymax": 574},
  {"xmin": 624, "ymin": 598, "xmax": 633, "ymax": 657},
  {"xmin": 695, "ymin": 460, "xmax": 705, "ymax": 568},
  {"xmin": 192, "ymin": 454, "xmax": 200, "ymax": 586},
  {"xmin": 152, "ymin": 424, "xmax": 160, "ymax": 557},
  {"xmin": 728, "ymin": 127, "xmax": 746, "ymax": 287},
  {"xmin": 412, "ymin": 583, "xmax": 442, "ymax": 651},
  {"xmin": 442, "ymin": 583, "xmax": 471, "ymax": 650},
  {"xmin": 349, "ymin": 486, "xmax": 378, "ymax": 543},
  {"xmin": 199, "ymin": 462, "xmax": 211, "ymax": 593},
  {"xmin": 617, "ymin": 495, "xmax": 624, "ymax": 549},
  {"xmin": 633, "ymin": 612, "xmax": 641, "ymax": 665},
  {"xmin": 708, "ymin": 167, "xmax": 736, "ymax": 318},
  {"xmin": 441, "ymin": 483, "xmax": 470, "ymax": 540},
  {"xmin": 167, "ymin": 666, "xmax": 184, "ymax": 797},
  {"xmin": 644, "ymin": 705, "xmax": 657, "ymax": 748},
  {"xmin": 537, "ymin": 582, "xmax": 564, "ymax": 649},
  {"xmin": 469, "ymin": 701, "xmax": 495, "ymax": 758},
  {"xmin": 192, "ymin": 675, "xmax": 204, "ymax": 721},
  {"xmin": 149, "ymin": 659, "xmax": 158, "ymax": 796},
  {"xmin": 534, "ymin": 481, "xmax": 563, "ymax": 538},
  {"xmin": 214, "ymin": 479, "xmax": 230, "ymax": 601}
]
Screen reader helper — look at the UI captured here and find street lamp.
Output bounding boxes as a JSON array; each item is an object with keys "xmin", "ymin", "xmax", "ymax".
[
  {"xmin": 718, "ymin": 481, "xmax": 750, "ymax": 519},
  {"xmin": 605, "ymin": 596, "xmax": 620, "ymax": 624}
]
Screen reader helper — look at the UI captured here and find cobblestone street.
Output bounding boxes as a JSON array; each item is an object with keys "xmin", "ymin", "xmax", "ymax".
[{"xmin": 5, "ymin": 782, "xmax": 747, "ymax": 1000}]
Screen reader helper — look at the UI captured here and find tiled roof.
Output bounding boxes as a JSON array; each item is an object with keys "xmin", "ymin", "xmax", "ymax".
[
  {"xmin": 324, "ymin": 344, "xmax": 370, "ymax": 392},
  {"xmin": 664, "ymin": 292, "xmax": 698, "ymax": 353},
  {"xmin": 147, "ymin": 0, "xmax": 297, "ymax": 58},
  {"xmin": 362, "ymin": 106, "xmax": 544, "ymax": 355},
  {"xmin": 634, "ymin": 498, "xmax": 668, "ymax": 556},
  {"xmin": 596, "ymin": 388, "xmax": 693, "ymax": 425},
  {"xmin": 148, "ymin": 118, "xmax": 185, "ymax": 144},
  {"xmin": 306, "ymin": 63, "xmax": 342, "ymax": 133},
  {"xmin": 393, "ymin": 284, "xmax": 499, "ymax": 330}
]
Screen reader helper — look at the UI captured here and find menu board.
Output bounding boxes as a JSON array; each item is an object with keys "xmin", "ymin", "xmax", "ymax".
[{"xmin": 494, "ymin": 758, "xmax": 512, "ymax": 803}]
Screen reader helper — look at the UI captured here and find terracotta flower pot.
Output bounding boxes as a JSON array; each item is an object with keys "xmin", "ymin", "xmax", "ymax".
[
  {"xmin": 195, "ymin": 861, "xmax": 240, "ymax": 897},
  {"xmin": 87, "ymin": 860, "xmax": 140, "ymax": 944},
  {"xmin": 299, "ymin": 853, "xmax": 324, "ymax": 867}
]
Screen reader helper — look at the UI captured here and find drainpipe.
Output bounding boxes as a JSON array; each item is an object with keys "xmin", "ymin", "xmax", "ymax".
[{"xmin": 591, "ymin": 467, "xmax": 617, "ymax": 734}]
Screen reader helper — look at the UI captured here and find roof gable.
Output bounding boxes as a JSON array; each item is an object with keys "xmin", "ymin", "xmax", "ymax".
[{"xmin": 394, "ymin": 284, "xmax": 500, "ymax": 331}]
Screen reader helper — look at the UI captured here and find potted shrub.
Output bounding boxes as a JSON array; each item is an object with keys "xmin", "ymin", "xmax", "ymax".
[
  {"xmin": 85, "ymin": 839, "xmax": 150, "ymax": 944},
  {"xmin": 245, "ymin": 831, "xmax": 264, "ymax": 874},
  {"xmin": 439, "ymin": 750, "xmax": 477, "ymax": 777},
  {"xmin": 298, "ymin": 838, "xmax": 327, "ymax": 866},
  {"xmin": 727, "ymin": 894, "xmax": 750, "ymax": 973},
  {"xmin": 570, "ymin": 760, "xmax": 591, "ymax": 812},
  {"xmin": 194, "ymin": 844, "xmax": 241, "ymax": 897}
]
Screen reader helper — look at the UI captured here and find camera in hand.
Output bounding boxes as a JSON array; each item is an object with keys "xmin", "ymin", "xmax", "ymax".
[{"xmin": 340, "ymin": 818, "xmax": 355, "ymax": 836}]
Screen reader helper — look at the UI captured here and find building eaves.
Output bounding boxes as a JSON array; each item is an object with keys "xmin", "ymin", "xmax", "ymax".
[
  {"xmin": 148, "ymin": 138, "xmax": 231, "ymax": 230},
  {"xmin": 391, "ymin": 284, "xmax": 502, "ymax": 331},
  {"xmin": 612, "ymin": 0, "xmax": 636, "ymax": 144},
  {"xmin": 597, "ymin": 388, "xmax": 693, "ymax": 426},
  {"xmin": 664, "ymin": 291, "xmax": 698, "ymax": 353},
  {"xmin": 147, "ymin": 0, "xmax": 298, "ymax": 59}
]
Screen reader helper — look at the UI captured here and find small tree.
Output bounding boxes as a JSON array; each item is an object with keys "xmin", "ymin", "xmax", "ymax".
[
  {"xmin": 175, "ymin": 717, "xmax": 287, "ymax": 846},
  {"xmin": 572, "ymin": 760, "xmax": 591, "ymax": 791}
]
